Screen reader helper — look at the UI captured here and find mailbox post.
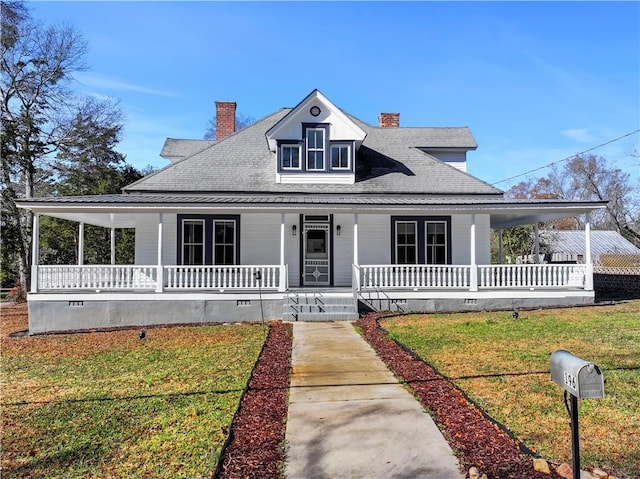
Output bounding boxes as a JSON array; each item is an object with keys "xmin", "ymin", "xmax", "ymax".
[{"xmin": 550, "ymin": 350, "xmax": 605, "ymax": 479}]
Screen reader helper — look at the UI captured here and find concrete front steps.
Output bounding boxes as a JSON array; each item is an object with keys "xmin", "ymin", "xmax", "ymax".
[{"xmin": 283, "ymin": 289, "xmax": 359, "ymax": 321}]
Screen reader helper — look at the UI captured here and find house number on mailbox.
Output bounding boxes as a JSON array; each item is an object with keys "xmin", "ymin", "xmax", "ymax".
[{"xmin": 563, "ymin": 371, "xmax": 577, "ymax": 391}]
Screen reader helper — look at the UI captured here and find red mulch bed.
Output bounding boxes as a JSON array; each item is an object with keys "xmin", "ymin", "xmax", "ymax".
[
  {"xmin": 356, "ymin": 313, "xmax": 561, "ymax": 479},
  {"xmin": 215, "ymin": 315, "xmax": 560, "ymax": 478},
  {"xmin": 215, "ymin": 321, "xmax": 293, "ymax": 479}
]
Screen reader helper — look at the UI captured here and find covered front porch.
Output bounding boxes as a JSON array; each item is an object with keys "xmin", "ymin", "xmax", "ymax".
[
  {"xmin": 27, "ymin": 259, "xmax": 595, "ymax": 333},
  {"xmin": 32, "ymin": 261, "xmax": 590, "ymax": 294},
  {"xmin": 21, "ymin": 196, "xmax": 604, "ymax": 333}
]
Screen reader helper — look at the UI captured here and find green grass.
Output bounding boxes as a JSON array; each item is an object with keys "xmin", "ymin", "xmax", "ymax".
[
  {"xmin": 382, "ymin": 301, "xmax": 640, "ymax": 478},
  {"xmin": 1, "ymin": 309, "xmax": 265, "ymax": 479}
]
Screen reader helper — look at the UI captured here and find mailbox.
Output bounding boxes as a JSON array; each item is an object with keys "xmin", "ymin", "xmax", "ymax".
[{"xmin": 550, "ymin": 350, "xmax": 605, "ymax": 399}]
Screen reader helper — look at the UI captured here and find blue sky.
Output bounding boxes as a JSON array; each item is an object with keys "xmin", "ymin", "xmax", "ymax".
[{"xmin": 29, "ymin": 1, "xmax": 639, "ymax": 191}]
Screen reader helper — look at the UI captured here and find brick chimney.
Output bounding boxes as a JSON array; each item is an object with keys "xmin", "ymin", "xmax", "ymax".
[
  {"xmin": 378, "ymin": 112, "xmax": 400, "ymax": 128},
  {"xmin": 215, "ymin": 101, "xmax": 236, "ymax": 140}
]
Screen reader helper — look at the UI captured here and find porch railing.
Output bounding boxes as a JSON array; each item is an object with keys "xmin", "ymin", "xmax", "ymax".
[
  {"xmin": 38, "ymin": 265, "xmax": 159, "ymax": 290},
  {"xmin": 357, "ymin": 265, "xmax": 471, "ymax": 289},
  {"xmin": 36, "ymin": 264, "xmax": 287, "ymax": 292},
  {"xmin": 164, "ymin": 265, "xmax": 284, "ymax": 290},
  {"xmin": 355, "ymin": 264, "xmax": 588, "ymax": 291},
  {"xmin": 478, "ymin": 264, "xmax": 586, "ymax": 289}
]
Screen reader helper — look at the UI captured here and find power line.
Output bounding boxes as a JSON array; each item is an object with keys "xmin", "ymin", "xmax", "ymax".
[{"xmin": 491, "ymin": 129, "xmax": 640, "ymax": 186}]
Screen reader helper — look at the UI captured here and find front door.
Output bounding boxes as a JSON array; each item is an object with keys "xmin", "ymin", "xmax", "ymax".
[{"xmin": 303, "ymin": 220, "xmax": 331, "ymax": 286}]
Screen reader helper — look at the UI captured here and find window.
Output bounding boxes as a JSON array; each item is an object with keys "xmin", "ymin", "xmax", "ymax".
[
  {"xmin": 278, "ymin": 125, "xmax": 355, "ymax": 175},
  {"xmin": 214, "ymin": 220, "xmax": 236, "ymax": 265},
  {"xmin": 178, "ymin": 215, "xmax": 240, "ymax": 265},
  {"xmin": 331, "ymin": 144, "xmax": 350, "ymax": 169},
  {"xmin": 281, "ymin": 144, "xmax": 300, "ymax": 169},
  {"xmin": 306, "ymin": 128, "xmax": 325, "ymax": 170},
  {"xmin": 425, "ymin": 221, "xmax": 447, "ymax": 264},
  {"xmin": 391, "ymin": 216, "xmax": 451, "ymax": 265},
  {"xmin": 395, "ymin": 222, "xmax": 417, "ymax": 264},
  {"xmin": 182, "ymin": 220, "xmax": 205, "ymax": 265}
]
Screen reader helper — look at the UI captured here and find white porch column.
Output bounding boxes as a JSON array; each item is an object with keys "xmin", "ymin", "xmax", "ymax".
[
  {"xmin": 470, "ymin": 214, "xmax": 478, "ymax": 291},
  {"xmin": 498, "ymin": 229, "xmax": 503, "ymax": 264},
  {"xmin": 279, "ymin": 213, "xmax": 286, "ymax": 292},
  {"xmin": 353, "ymin": 214, "xmax": 360, "ymax": 291},
  {"xmin": 534, "ymin": 223, "xmax": 540, "ymax": 264},
  {"xmin": 110, "ymin": 213, "xmax": 116, "ymax": 265},
  {"xmin": 110, "ymin": 228, "xmax": 116, "ymax": 265},
  {"xmin": 353, "ymin": 213, "xmax": 359, "ymax": 266},
  {"xmin": 78, "ymin": 222, "xmax": 85, "ymax": 265},
  {"xmin": 30, "ymin": 213, "xmax": 40, "ymax": 293},
  {"xmin": 585, "ymin": 213, "xmax": 594, "ymax": 291},
  {"xmin": 156, "ymin": 213, "xmax": 164, "ymax": 292}
]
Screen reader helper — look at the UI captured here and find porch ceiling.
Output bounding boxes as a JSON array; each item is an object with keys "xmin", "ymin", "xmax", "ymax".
[
  {"xmin": 488, "ymin": 204, "xmax": 607, "ymax": 229},
  {"xmin": 42, "ymin": 211, "xmax": 137, "ymax": 228}
]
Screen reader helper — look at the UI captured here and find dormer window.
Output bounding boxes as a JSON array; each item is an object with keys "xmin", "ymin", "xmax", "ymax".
[
  {"xmin": 331, "ymin": 144, "xmax": 350, "ymax": 170},
  {"xmin": 281, "ymin": 144, "xmax": 301, "ymax": 169},
  {"xmin": 267, "ymin": 90, "xmax": 365, "ymax": 184},
  {"xmin": 276, "ymin": 125, "xmax": 355, "ymax": 175},
  {"xmin": 306, "ymin": 127, "xmax": 325, "ymax": 170}
]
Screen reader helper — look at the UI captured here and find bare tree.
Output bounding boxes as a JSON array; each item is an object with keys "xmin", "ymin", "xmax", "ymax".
[
  {"xmin": 549, "ymin": 154, "xmax": 637, "ymax": 238},
  {"xmin": 203, "ymin": 112, "xmax": 255, "ymax": 140},
  {"xmin": 502, "ymin": 154, "xmax": 639, "ymax": 247},
  {"xmin": 1, "ymin": 1, "xmax": 124, "ymax": 287}
]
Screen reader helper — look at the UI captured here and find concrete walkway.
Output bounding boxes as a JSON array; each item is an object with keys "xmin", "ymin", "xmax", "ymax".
[{"xmin": 284, "ymin": 322, "xmax": 464, "ymax": 479}]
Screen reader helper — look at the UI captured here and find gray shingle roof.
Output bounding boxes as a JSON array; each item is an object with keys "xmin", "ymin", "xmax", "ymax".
[
  {"xmin": 124, "ymin": 108, "xmax": 501, "ymax": 196},
  {"xmin": 160, "ymin": 138, "xmax": 216, "ymax": 160}
]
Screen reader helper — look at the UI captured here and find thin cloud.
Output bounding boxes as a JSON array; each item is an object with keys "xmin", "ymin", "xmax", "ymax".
[
  {"xmin": 561, "ymin": 128, "xmax": 593, "ymax": 143},
  {"xmin": 74, "ymin": 72, "xmax": 179, "ymax": 98}
]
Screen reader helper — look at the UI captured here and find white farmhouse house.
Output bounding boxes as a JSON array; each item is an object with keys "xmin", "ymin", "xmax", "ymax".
[{"xmin": 17, "ymin": 90, "xmax": 606, "ymax": 333}]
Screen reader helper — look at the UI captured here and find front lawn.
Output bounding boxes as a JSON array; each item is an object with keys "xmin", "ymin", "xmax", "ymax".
[
  {"xmin": 0, "ymin": 304, "xmax": 265, "ymax": 479},
  {"xmin": 381, "ymin": 301, "xmax": 640, "ymax": 478}
]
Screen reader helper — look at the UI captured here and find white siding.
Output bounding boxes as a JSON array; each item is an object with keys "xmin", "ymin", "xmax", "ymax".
[
  {"xmin": 134, "ymin": 213, "xmax": 177, "ymax": 265},
  {"xmin": 241, "ymin": 214, "xmax": 282, "ymax": 265},
  {"xmin": 162, "ymin": 214, "xmax": 177, "ymax": 265},
  {"xmin": 286, "ymin": 214, "xmax": 300, "ymax": 287},
  {"xmin": 277, "ymin": 172, "xmax": 355, "ymax": 184},
  {"xmin": 333, "ymin": 214, "xmax": 354, "ymax": 286},
  {"xmin": 269, "ymin": 102, "xmax": 364, "ymax": 143},
  {"xmin": 358, "ymin": 215, "xmax": 391, "ymax": 265},
  {"xmin": 476, "ymin": 214, "xmax": 491, "ymax": 264},
  {"xmin": 134, "ymin": 213, "xmax": 158, "ymax": 265},
  {"xmin": 421, "ymin": 150, "xmax": 467, "ymax": 172},
  {"xmin": 451, "ymin": 215, "xmax": 470, "ymax": 265},
  {"xmin": 132, "ymin": 211, "xmax": 491, "ymax": 275},
  {"xmin": 451, "ymin": 214, "xmax": 490, "ymax": 264}
]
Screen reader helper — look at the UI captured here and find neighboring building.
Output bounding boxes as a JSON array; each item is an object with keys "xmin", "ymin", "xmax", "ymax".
[
  {"xmin": 538, "ymin": 230, "xmax": 640, "ymax": 265},
  {"xmin": 17, "ymin": 90, "xmax": 606, "ymax": 333}
]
